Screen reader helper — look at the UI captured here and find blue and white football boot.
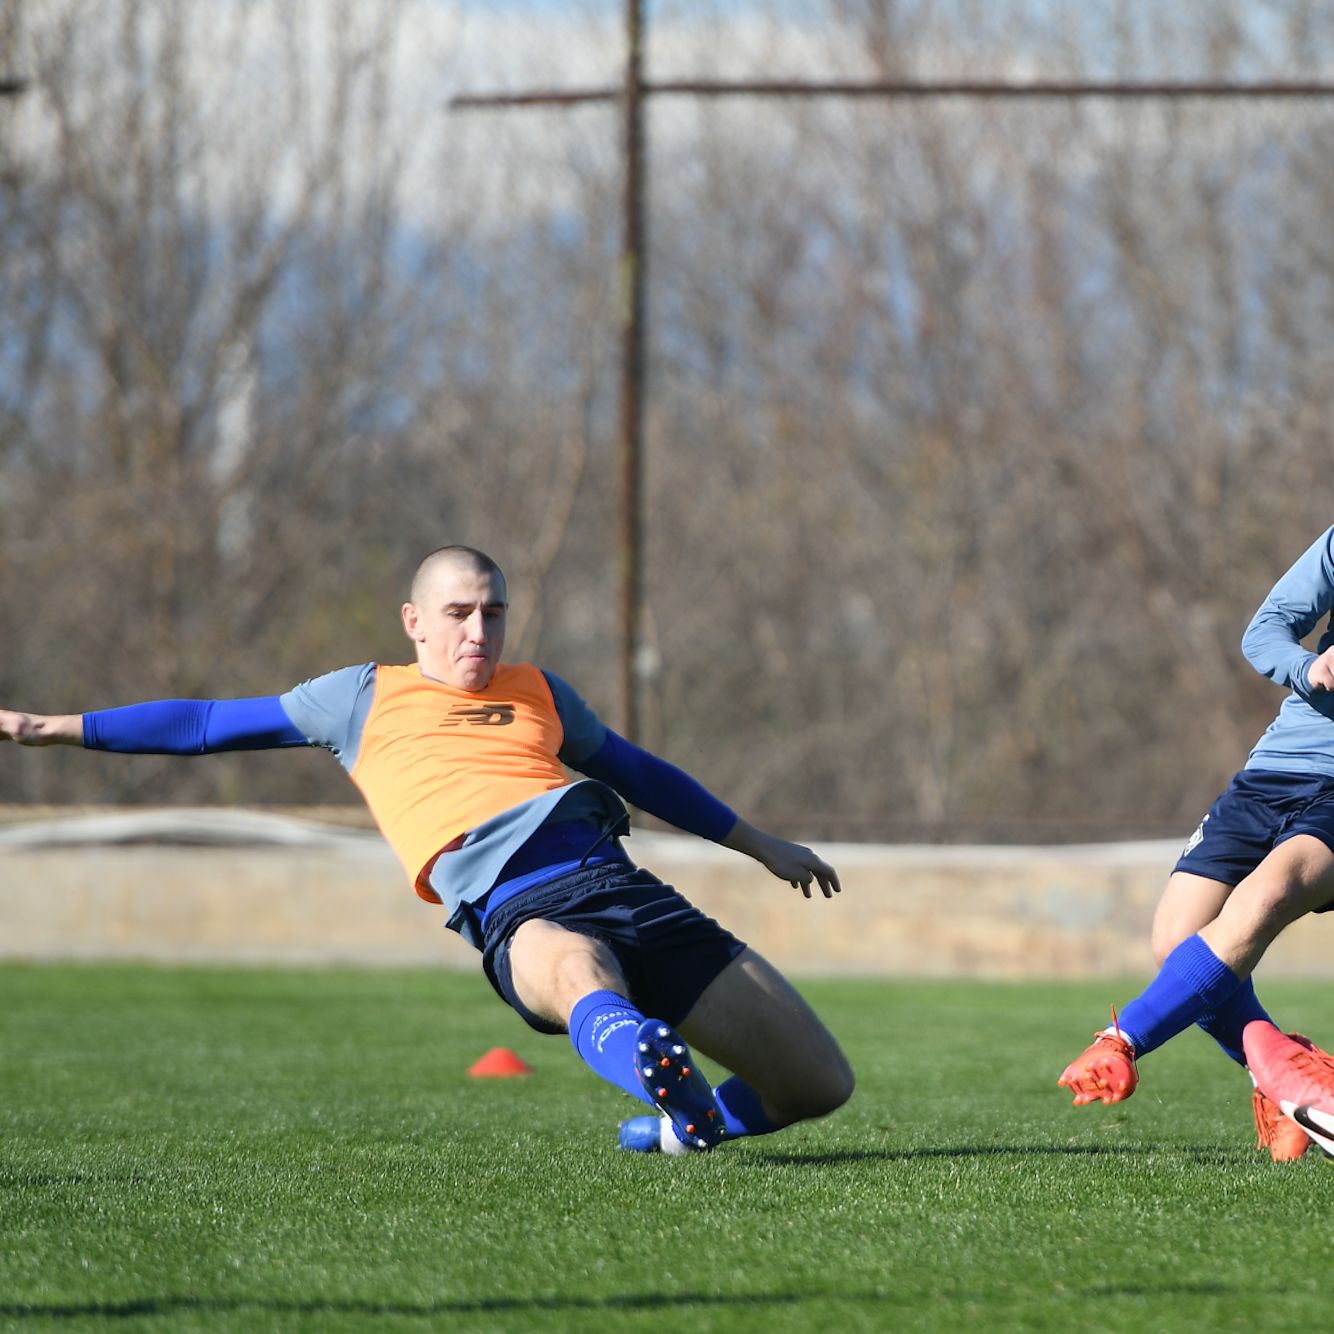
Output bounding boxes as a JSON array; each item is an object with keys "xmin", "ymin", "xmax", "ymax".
[
  {"xmin": 617, "ymin": 1114, "xmax": 698, "ymax": 1155},
  {"xmin": 626, "ymin": 1019, "xmax": 726, "ymax": 1151}
]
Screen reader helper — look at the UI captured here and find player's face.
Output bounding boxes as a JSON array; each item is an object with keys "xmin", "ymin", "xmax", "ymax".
[{"xmin": 402, "ymin": 563, "xmax": 508, "ymax": 691}]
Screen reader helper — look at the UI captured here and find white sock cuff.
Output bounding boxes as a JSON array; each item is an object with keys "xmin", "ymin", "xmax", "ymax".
[{"xmin": 1100, "ymin": 1025, "xmax": 1137, "ymax": 1053}]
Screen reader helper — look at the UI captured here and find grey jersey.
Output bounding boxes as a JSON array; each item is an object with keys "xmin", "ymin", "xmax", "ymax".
[{"xmin": 1243, "ymin": 525, "xmax": 1334, "ymax": 777}]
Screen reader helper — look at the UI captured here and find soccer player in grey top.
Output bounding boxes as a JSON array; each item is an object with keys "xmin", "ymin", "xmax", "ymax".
[{"xmin": 1058, "ymin": 524, "xmax": 1334, "ymax": 1159}]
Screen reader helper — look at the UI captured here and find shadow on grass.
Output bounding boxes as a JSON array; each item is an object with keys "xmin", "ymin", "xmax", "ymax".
[
  {"xmin": 746, "ymin": 1142, "xmax": 1231, "ymax": 1166},
  {"xmin": 0, "ymin": 1292, "xmax": 807, "ymax": 1322},
  {"xmin": 0, "ymin": 1280, "xmax": 1264, "ymax": 1321},
  {"xmin": 1080, "ymin": 1281, "xmax": 1231, "ymax": 1298},
  {"xmin": 9, "ymin": 1144, "xmax": 1249, "ymax": 1191}
]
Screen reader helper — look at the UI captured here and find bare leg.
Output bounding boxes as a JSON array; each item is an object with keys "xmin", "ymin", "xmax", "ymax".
[
  {"xmin": 1199, "ymin": 834, "xmax": 1334, "ymax": 977},
  {"xmin": 504, "ymin": 917, "xmax": 627, "ymax": 1028},
  {"xmin": 1150, "ymin": 871, "xmax": 1234, "ymax": 966},
  {"xmin": 1061, "ymin": 837, "xmax": 1334, "ymax": 1116},
  {"xmin": 505, "ymin": 922, "xmax": 852, "ymax": 1136},
  {"xmin": 677, "ymin": 947, "xmax": 854, "ymax": 1127}
]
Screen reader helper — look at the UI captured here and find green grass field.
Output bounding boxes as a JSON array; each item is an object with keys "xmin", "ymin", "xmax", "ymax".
[{"xmin": 2, "ymin": 965, "xmax": 1332, "ymax": 1332}]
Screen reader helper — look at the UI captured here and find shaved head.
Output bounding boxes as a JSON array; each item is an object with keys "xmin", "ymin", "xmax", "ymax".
[
  {"xmin": 402, "ymin": 547, "xmax": 509, "ymax": 689},
  {"xmin": 409, "ymin": 546, "xmax": 507, "ymax": 607}
]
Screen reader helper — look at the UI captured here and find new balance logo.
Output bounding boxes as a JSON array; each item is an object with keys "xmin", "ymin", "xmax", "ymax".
[{"xmin": 441, "ymin": 704, "xmax": 516, "ymax": 727}]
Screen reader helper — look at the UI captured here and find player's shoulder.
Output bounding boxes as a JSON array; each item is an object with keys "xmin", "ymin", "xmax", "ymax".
[
  {"xmin": 532, "ymin": 665, "xmax": 579, "ymax": 700},
  {"xmin": 532, "ymin": 668, "xmax": 606, "ymax": 755},
  {"xmin": 278, "ymin": 664, "xmax": 379, "ymax": 761},
  {"xmin": 281, "ymin": 663, "xmax": 379, "ymax": 716},
  {"xmin": 289, "ymin": 662, "xmax": 379, "ymax": 693}
]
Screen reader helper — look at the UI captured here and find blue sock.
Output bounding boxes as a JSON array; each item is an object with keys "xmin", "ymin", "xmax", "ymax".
[
  {"xmin": 1117, "ymin": 935, "xmax": 1245, "ymax": 1057},
  {"xmin": 1195, "ymin": 977, "xmax": 1274, "ymax": 1066},
  {"xmin": 568, "ymin": 990, "xmax": 654, "ymax": 1105},
  {"xmin": 714, "ymin": 1075, "xmax": 780, "ymax": 1139}
]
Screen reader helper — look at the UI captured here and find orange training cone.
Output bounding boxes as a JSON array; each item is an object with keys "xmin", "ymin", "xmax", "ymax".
[{"xmin": 467, "ymin": 1047, "xmax": 533, "ymax": 1078}]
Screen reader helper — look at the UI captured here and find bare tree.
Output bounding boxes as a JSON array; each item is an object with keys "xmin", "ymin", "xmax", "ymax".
[{"xmin": 4, "ymin": 0, "xmax": 1334, "ymax": 842}]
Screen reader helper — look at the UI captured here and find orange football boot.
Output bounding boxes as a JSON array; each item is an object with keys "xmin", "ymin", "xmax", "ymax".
[
  {"xmin": 1058, "ymin": 1010, "xmax": 1139, "ymax": 1106},
  {"xmin": 1243, "ymin": 1021, "xmax": 1334, "ymax": 1157},
  {"xmin": 1252, "ymin": 1084, "xmax": 1312, "ymax": 1162}
]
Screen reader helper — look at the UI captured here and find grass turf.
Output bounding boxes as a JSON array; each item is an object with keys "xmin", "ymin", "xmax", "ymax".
[{"xmin": 2, "ymin": 964, "xmax": 1332, "ymax": 1332}]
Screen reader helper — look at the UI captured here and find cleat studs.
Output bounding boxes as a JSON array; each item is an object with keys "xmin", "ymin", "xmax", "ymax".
[
  {"xmin": 672, "ymin": 1045, "xmax": 685, "ymax": 1056},
  {"xmin": 638, "ymin": 1041, "xmax": 650, "ymax": 1053},
  {"xmin": 681, "ymin": 1067, "xmax": 691, "ymax": 1076},
  {"xmin": 656, "ymin": 1086, "xmax": 667, "ymax": 1098},
  {"xmin": 660, "ymin": 1057, "xmax": 670, "ymax": 1067},
  {"xmin": 706, "ymin": 1109, "xmax": 716, "ymax": 1120},
  {"xmin": 685, "ymin": 1123, "xmax": 696, "ymax": 1135},
  {"xmin": 657, "ymin": 1026, "xmax": 670, "ymax": 1038}
]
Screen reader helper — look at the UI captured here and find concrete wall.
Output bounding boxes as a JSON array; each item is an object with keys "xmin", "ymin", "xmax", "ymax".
[{"xmin": 1, "ymin": 809, "xmax": 1330, "ymax": 975}]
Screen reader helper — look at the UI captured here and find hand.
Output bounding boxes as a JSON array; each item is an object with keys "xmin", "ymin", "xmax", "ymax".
[
  {"xmin": 723, "ymin": 818, "xmax": 842, "ymax": 899},
  {"xmin": 0, "ymin": 710, "xmax": 40, "ymax": 744},
  {"xmin": 0, "ymin": 711, "xmax": 81, "ymax": 746},
  {"xmin": 768, "ymin": 839, "xmax": 842, "ymax": 899},
  {"xmin": 1309, "ymin": 648, "xmax": 1334, "ymax": 693}
]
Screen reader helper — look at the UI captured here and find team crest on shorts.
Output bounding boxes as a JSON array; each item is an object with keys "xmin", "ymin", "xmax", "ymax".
[{"xmin": 1182, "ymin": 813, "xmax": 1209, "ymax": 857}]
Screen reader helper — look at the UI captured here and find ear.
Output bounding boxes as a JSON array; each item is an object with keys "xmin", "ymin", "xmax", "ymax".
[{"xmin": 401, "ymin": 602, "xmax": 424, "ymax": 641}]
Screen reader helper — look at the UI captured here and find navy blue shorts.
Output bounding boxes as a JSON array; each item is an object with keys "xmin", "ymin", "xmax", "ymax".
[
  {"xmin": 480, "ymin": 860, "xmax": 748, "ymax": 1035},
  {"xmin": 1174, "ymin": 768, "xmax": 1334, "ymax": 909}
]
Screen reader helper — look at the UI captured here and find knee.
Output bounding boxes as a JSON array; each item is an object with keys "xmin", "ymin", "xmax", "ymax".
[
  {"xmin": 819, "ymin": 1056, "xmax": 856, "ymax": 1115},
  {"xmin": 1150, "ymin": 871, "xmax": 1236, "ymax": 967},
  {"xmin": 1151, "ymin": 905, "xmax": 1205, "ymax": 967},
  {"xmin": 1217, "ymin": 877, "xmax": 1302, "ymax": 946},
  {"xmin": 1150, "ymin": 921, "xmax": 1184, "ymax": 968},
  {"xmin": 772, "ymin": 1051, "xmax": 856, "ymax": 1124}
]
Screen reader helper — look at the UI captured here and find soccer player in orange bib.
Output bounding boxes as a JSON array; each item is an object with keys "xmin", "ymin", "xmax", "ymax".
[{"xmin": 0, "ymin": 546, "xmax": 853, "ymax": 1154}]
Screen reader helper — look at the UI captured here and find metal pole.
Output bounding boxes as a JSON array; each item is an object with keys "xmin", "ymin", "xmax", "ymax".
[
  {"xmin": 618, "ymin": 0, "xmax": 646, "ymax": 742},
  {"xmin": 451, "ymin": 78, "xmax": 1334, "ymax": 110}
]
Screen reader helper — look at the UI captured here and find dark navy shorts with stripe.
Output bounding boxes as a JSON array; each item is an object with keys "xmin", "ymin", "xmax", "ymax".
[
  {"xmin": 1174, "ymin": 768, "xmax": 1334, "ymax": 909},
  {"xmin": 480, "ymin": 859, "xmax": 748, "ymax": 1035}
]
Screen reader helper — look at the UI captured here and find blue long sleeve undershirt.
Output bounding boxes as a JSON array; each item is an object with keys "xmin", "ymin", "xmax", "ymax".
[
  {"xmin": 572, "ymin": 728, "xmax": 737, "ymax": 843},
  {"xmin": 82, "ymin": 697, "xmax": 308, "ymax": 754},
  {"xmin": 81, "ymin": 697, "xmax": 737, "ymax": 843}
]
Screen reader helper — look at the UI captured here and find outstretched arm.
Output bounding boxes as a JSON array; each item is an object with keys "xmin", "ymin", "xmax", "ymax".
[
  {"xmin": 572, "ymin": 729, "xmax": 840, "ymax": 899},
  {"xmin": 571, "ymin": 729, "xmax": 736, "ymax": 840},
  {"xmin": 2, "ymin": 698, "xmax": 308, "ymax": 754},
  {"xmin": 0, "ymin": 711, "xmax": 83, "ymax": 746}
]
